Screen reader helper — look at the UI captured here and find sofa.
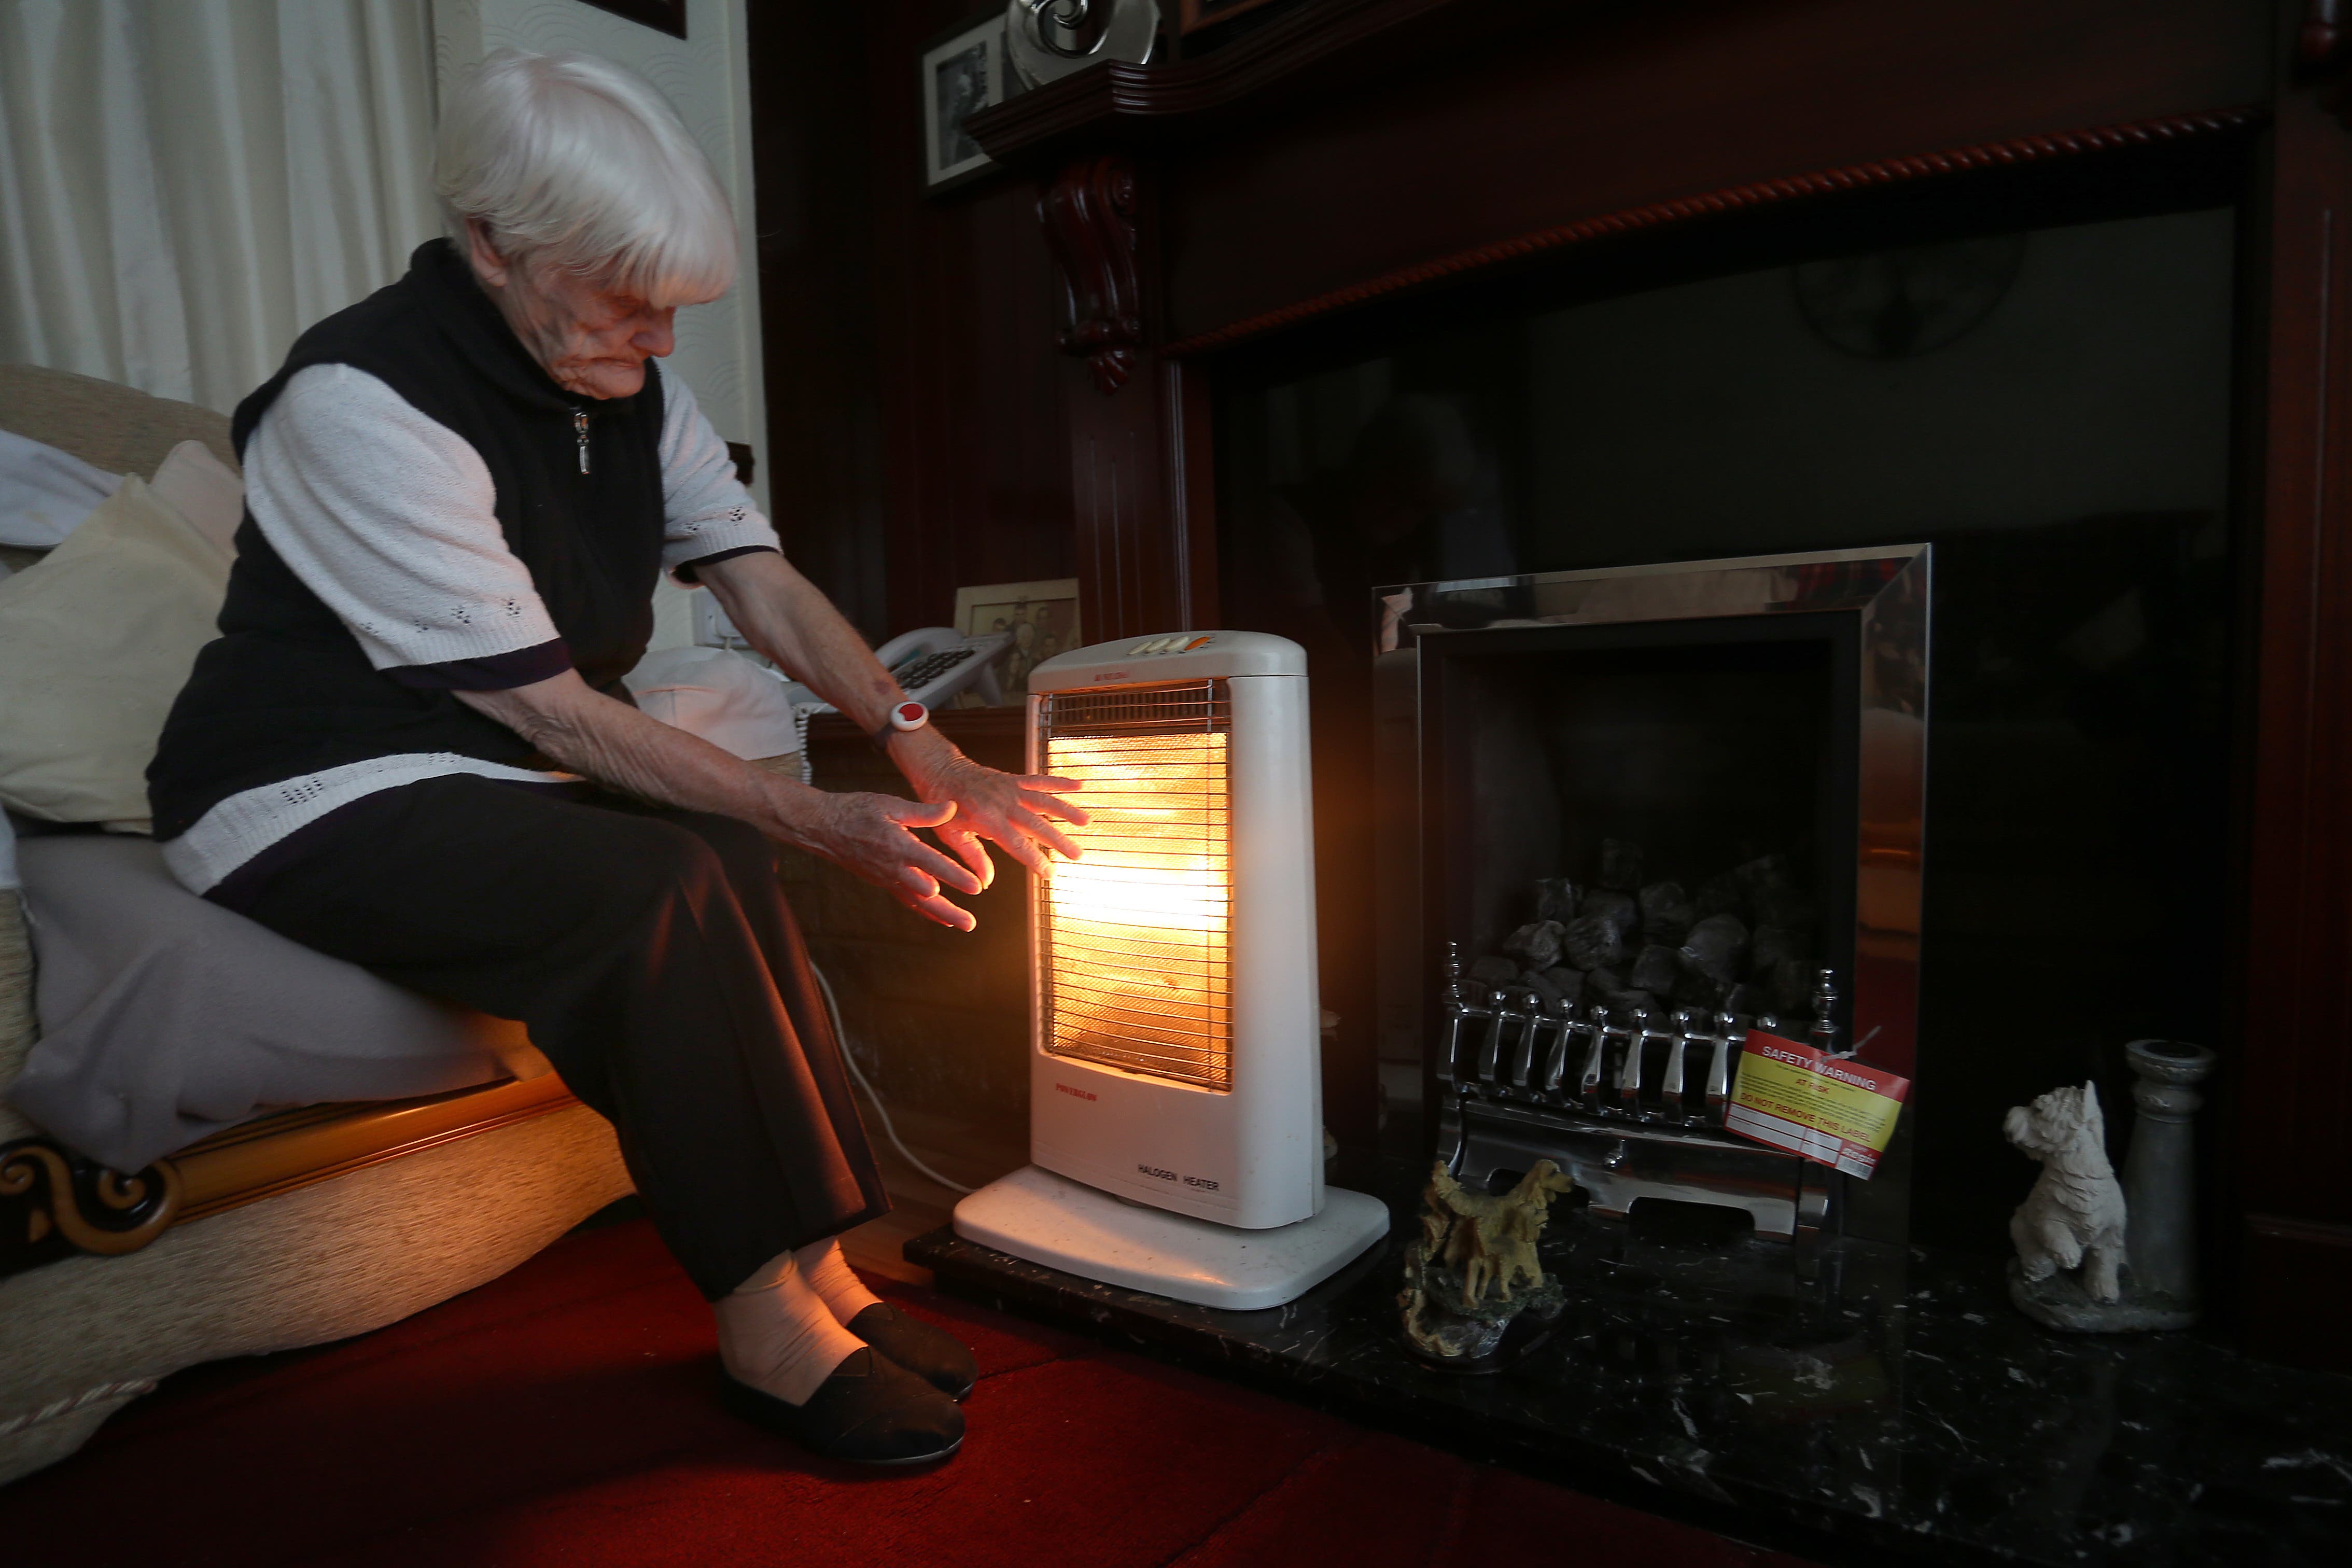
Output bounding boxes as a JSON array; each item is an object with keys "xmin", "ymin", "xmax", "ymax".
[{"xmin": 0, "ymin": 363, "xmax": 633, "ymax": 1485}]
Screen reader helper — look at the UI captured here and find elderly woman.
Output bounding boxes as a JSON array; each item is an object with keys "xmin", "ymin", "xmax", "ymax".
[{"xmin": 145, "ymin": 50, "xmax": 1081, "ymax": 1467}]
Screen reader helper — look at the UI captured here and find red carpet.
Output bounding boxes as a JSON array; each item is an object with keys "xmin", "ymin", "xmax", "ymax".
[{"xmin": 2, "ymin": 1219, "xmax": 1819, "ymax": 1567}]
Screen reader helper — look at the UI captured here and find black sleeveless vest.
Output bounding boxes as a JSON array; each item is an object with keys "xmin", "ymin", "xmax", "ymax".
[{"xmin": 148, "ymin": 240, "xmax": 668, "ymax": 841}]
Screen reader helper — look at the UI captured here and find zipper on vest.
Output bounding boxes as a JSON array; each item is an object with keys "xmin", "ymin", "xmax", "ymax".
[{"xmin": 572, "ymin": 409, "xmax": 591, "ymax": 475}]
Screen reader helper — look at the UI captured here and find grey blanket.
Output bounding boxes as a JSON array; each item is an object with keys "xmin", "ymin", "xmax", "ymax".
[{"xmin": 7, "ymin": 835, "xmax": 539, "ymax": 1170}]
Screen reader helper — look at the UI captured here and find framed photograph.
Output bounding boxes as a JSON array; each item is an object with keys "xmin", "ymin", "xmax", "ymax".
[
  {"xmin": 955, "ymin": 578, "xmax": 1082, "ymax": 703},
  {"xmin": 922, "ymin": 12, "xmax": 1009, "ymax": 192},
  {"xmin": 576, "ymin": 0, "xmax": 687, "ymax": 39}
]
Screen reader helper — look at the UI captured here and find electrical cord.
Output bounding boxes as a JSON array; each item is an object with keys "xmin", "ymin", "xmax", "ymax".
[{"xmin": 808, "ymin": 960, "xmax": 975, "ymax": 1196}]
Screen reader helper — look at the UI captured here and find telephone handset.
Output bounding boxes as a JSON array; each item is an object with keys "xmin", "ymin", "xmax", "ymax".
[
  {"xmin": 732, "ymin": 628, "xmax": 1002, "ymax": 783},
  {"xmin": 875, "ymin": 626, "xmax": 1014, "ymax": 710},
  {"xmin": 767, "ymin": 626, "xmax": 1014, "ymax": 713},
  {"xmin": 693, "ymin": 594, "xmax": 1013, "ymax": 710}
]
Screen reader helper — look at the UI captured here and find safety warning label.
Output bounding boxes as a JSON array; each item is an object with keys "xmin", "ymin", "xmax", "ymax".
[{"xmin": 1725, "ymin": 1031, "xmax": 1910, "ymax": 1180}]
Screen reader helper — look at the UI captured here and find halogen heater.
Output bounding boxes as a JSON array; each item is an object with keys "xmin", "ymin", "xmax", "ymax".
[{"xmin": 952, "ymin": 632, "xmax": 1389, "ymax": 1310}]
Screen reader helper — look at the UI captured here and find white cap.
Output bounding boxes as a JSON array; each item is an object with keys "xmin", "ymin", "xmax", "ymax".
[{"xmin": 623, "ymin": 646, "xmax": 801, "ymax": 761}]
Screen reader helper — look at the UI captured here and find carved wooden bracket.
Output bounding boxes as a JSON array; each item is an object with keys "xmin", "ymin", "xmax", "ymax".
[
  {"xmin": 2, "ymin": 1138, "xmax": 183, "ymax": 1278},
  {"xmin": 1040, "ymin": 155, "xmax": 1144, "ymax": 395}
]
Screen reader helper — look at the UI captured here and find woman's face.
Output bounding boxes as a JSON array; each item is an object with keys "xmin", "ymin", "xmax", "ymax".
[{"xmin": 465, "ymin": 221, "xmax": 680, "ymax": 400}]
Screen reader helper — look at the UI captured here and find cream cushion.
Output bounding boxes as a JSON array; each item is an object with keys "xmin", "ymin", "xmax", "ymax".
[
  {"xmin": 147, "ymin": 439, "xmax": 244, "ymax": 556},
  {"xmin": 0, "ymin": 477, "xmax": 230, "ymax": 824}
]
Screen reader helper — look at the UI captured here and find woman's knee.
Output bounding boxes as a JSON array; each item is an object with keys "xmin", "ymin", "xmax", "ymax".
[
  {"xmin": 610, "ymin": 817, "xmax": 736, "ymax": 907},
  {"xmin": 676, "ymin": 813, "xmax": 782, "ymax": 901}
]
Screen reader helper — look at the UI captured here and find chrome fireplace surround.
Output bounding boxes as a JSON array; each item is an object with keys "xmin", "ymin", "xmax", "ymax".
[{"xmin": 1374, "ymin": 546, "xmax": 1929, "ymax": 1242}]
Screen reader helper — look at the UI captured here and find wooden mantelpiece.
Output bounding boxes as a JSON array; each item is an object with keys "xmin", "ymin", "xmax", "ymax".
[
  {"xmin": 977, "ymin": 0, "xmax": 2271, "ymax": 347},
  {"xmin": 959, "ymin": 0, "xmax": 2280, "ymax": 657},
  {"xmin": 964, "ymin": 0, "xmax": 1561, "ymax": 168},
  {"xmin": 751, "ymin": 0, "xmax": 2352, "ymax": 1368}
]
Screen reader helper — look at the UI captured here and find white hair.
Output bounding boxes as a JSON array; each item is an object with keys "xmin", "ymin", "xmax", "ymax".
[{"xmin": 435, "ymin": 48, "xmax": 735, "ymax": 306}]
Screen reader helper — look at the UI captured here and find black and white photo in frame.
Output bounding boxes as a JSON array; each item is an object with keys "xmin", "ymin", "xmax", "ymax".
[{"xmin": 921, "ymin": 13, "xmax": 1007, "ymax": 190}]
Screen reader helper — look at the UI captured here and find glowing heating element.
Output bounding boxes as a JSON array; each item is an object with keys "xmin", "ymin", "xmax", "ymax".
[{"xmin": 1038, "ymin": 682, "xmax": 1233, "ymax": 1091}]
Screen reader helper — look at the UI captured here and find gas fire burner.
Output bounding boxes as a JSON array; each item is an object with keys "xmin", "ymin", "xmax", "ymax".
[
  {"xmin": 1435, "ymin": 943, "xmax": 1848, "ymax": 1240},
  {"xmin": 1377, "ymin": 544, "xmax": 1930, "ymax": 1244}
]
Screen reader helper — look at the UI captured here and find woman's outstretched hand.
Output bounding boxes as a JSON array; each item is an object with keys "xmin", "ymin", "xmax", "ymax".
[
  {"xmin": 795, "ymin": 791, "xmax": 990, "ymax": 931},
  {"xmin": 896, "ymin": 743, "xmax": 1089, "ymax": 890}
]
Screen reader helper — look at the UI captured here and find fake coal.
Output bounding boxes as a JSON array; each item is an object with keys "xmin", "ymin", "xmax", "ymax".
[
  {"xmin": 1468, "ymin": 835, "xmax": 1825, "ymax": 1025},
  {"xmin": 1679, "ymin": 913, "xmax": 1748, "ymax": 986},
  {"xmin": 1637, "ymin": 880, "xmax": 1695, "ymax": 945},
  {"xmin": 1502, "ymin": 920, "xmax": 1565, "ymax": 970},
  {"xmin": 1559, "ymin": 915, "xmax": 1628, "ymax": 973},
  {"xmin": 1627, "ymin": 942, "xmax": 1681, "ymax": 995},
  {"xmin": 1533, "ymin": 877, "xmax": 1581, "ymax": 925}
]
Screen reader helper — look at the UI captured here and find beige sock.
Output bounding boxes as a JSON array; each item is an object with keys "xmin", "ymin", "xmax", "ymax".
[
  {"xmin": 794, "ymin": 1237, "xmax": 885, "ymax": 1324},
  {"xmin": 714, "ymin": 1251, "xmax": 867, "ymax": 1406}
]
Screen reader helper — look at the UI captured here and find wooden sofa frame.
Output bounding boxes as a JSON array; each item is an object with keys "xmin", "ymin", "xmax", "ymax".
[{"xmin": 2, "ymin": 1076, "xmax": 581, "ymax": 1280}]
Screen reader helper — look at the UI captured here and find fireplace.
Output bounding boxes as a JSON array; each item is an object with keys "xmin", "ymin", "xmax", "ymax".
[
  {"xmin": 1215, "ymin": 199, "xmax": 2238, "ymax": 1256},
  {"xmin": 1380, "ymin": 548, "xmax": 1927, "ymax": 1241}
]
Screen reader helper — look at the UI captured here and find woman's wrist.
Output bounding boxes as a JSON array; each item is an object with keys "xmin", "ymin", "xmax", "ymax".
[
  {"xmin": 885, "ymin": 723, "xmax": 963, "ymax": 790},
  {"xmin": 750, "ymin": 765, "xmax": 833, "ymax": 850}
]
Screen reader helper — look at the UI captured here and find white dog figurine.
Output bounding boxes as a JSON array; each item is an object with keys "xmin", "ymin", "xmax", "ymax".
[{"xmin": 2004, "ymin": 1082, "xmax": 2127, "ymax": 1304}]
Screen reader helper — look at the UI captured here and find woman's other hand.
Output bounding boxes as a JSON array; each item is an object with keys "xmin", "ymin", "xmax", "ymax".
[{"xmin": 792, "ymin": 791, "xmax": 988, "ymax": 931}]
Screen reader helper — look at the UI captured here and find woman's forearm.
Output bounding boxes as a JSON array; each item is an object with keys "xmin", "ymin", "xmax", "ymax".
[
  {"xmin": 454, "ymin": 666, "xmax": 987, "ymax": 923},
  {"xmin": 454, "ymin": 668, "xmax": 820, "ymax": 842},
  {"xmin": 698, "ymin": 553, "xmax": 907, "ymax": 731},
  {"xmin": 698, "ymin": 549, "xmax": 971, "ymax": 782}
]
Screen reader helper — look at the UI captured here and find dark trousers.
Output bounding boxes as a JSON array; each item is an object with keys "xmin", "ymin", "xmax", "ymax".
[{"xmin": 219, "ymin": 774, "xmax": 888, "ymax": 1299}]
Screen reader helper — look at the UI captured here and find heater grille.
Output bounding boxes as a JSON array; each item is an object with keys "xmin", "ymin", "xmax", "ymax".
[{"xmin": 1038, "ymin": 680, "xmax": 1233, "ymax": 1091}]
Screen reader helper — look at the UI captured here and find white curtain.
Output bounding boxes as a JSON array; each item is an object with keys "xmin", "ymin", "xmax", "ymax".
[{"xmin": 0, "ymin": 0, "xmax": 440, "ymax": 415}]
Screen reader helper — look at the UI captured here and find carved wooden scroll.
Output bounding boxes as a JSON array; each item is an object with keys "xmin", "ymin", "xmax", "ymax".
[
  {"xmin": 1040, "ymin": 155, "xmax": 1144, "ymax": 394},
  {"xmin": 1, "ymin": 1139, "xmax": 183, "ymax": 1277}
]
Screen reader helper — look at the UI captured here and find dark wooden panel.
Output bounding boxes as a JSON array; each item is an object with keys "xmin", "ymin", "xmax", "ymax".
[
  {"xmin": 2237, "ymin": 10, "xmax": 2352, "ymax": 1348},
  {"xmin": 753, "ymin": 1, "xmax": 1078, "ymax": 642},
  {"xmin": 1065, "ymin": 351, "xmax": 1177, "ymax": 639},
  {"xmin": 1170, "ymin": 359, "xmax": 1222, "ymax": 631},
  {"xmin": 1161, "ymin": 0, "xmax": 2274, "ymax": 341},
  {"xmin": 872, "ymin": 161, "xmax": 1076, "ymax": 635}
]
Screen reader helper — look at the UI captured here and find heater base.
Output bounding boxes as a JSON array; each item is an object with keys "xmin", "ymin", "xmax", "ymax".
[{"xmin": 952, "ymin": 1166, "xmax": 1390, "ymax": 1311}]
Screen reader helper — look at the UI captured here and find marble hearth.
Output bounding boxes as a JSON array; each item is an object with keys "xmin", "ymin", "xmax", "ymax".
[{"xmin": 911, "ymin": 1148, "xmax": 2352, "ymax": 1567}]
